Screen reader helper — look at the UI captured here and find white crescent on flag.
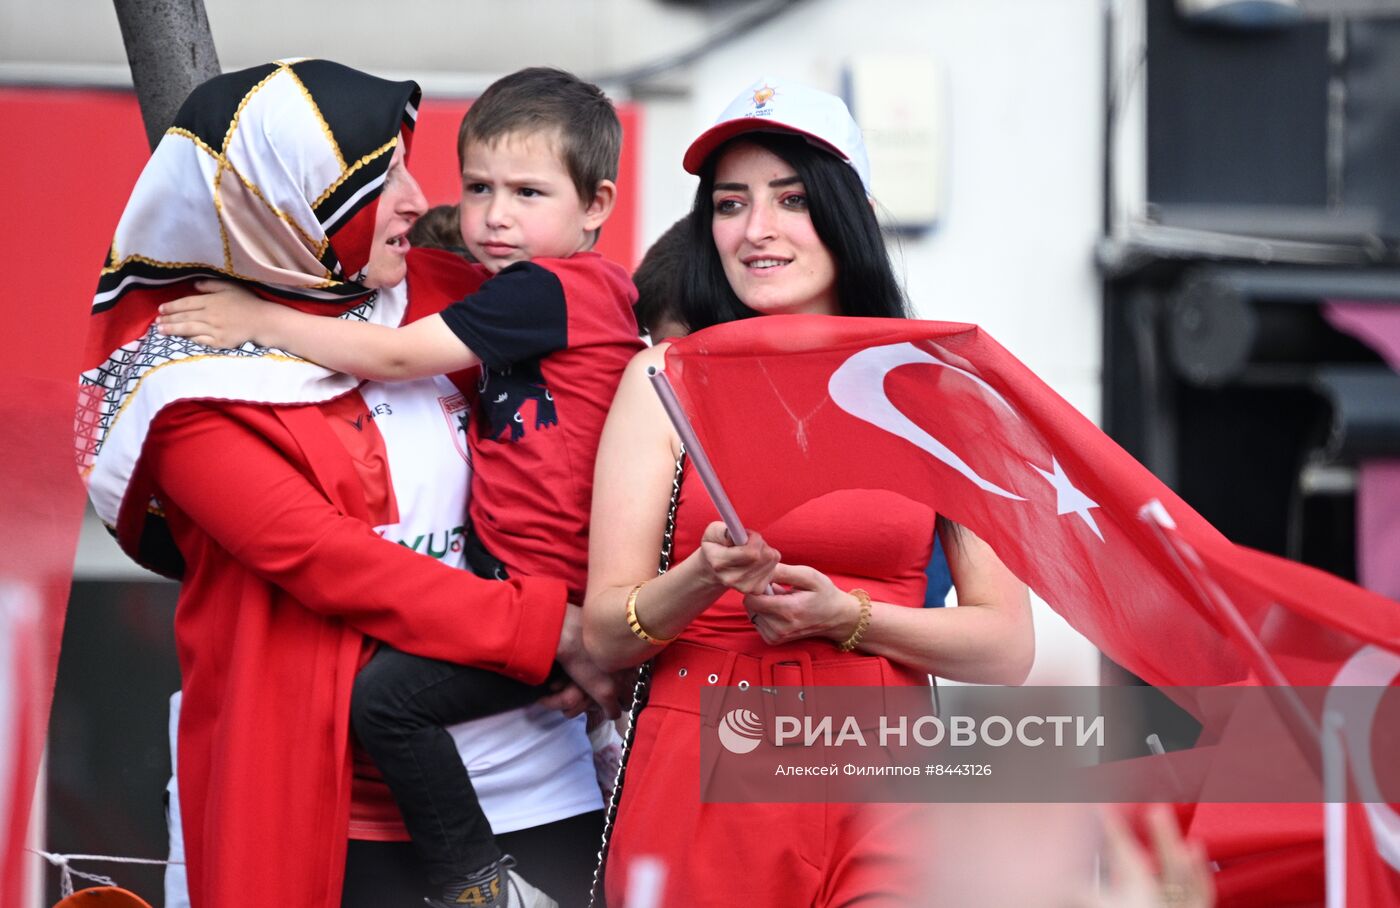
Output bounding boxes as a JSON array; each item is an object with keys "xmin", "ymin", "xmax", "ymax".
[
  {"xmin": 1326, "ymin": 645, "xmax": 1400, "ymax": 874},
  {"xmin": 828, "ymin": 342, "xmax": 1105, "ymax": 540},
  {"xmin": 828, "ymin": 342, "xmax": 1026, "ymax": 501}
]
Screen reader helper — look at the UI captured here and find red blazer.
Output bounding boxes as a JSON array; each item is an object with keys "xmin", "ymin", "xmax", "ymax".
[{"xmin": 138, "ymin": 252, "xmax": 569, "ymax": 908}]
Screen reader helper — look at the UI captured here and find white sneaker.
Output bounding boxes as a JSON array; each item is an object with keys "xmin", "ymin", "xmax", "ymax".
[{"xmin": 506, "ymin": 867, "xmax": 558, "ymax": 908}]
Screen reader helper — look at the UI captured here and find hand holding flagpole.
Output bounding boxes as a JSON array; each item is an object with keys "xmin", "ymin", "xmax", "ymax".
[
  {"xmin": 648, "ymin": 366, "xmax": 774, "ymax": 594},
  {"xmin": 647, "ymin": 367, "xmax": 746, "ymax": 542}
]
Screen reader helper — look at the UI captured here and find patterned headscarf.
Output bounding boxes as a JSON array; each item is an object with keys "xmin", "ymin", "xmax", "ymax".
[{"xmin": 77, "ymin": 59, "xmax": 422, "ymax": 576}]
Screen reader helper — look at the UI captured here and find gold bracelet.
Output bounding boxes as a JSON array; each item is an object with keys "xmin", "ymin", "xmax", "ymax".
[
  {"xmin": 838, "ymin": 588, "xmax": 872, "ymax": 652},
  {"xmin": 626, "ymin": 581, "xmax": 675, "ymax": 646}
]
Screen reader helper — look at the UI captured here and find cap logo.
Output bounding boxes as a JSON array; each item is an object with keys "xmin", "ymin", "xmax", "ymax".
[{"xmin": 751, "ymin": 84, "xmax": 776, "ymax": 110}]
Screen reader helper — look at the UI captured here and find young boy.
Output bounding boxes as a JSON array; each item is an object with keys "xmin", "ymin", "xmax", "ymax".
[{"xmin": 158, "ymin": 67, "xmax": 642, "ymax": 908}]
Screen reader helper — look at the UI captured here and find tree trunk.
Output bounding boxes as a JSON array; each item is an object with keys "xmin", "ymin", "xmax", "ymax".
[{"xmin": 112, "ymin": 0, "xmax": 221, "ymax": 150}]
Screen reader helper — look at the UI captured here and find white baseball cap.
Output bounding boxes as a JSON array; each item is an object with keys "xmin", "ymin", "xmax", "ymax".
[{"xmin": 683, "ymin": 78, "xmax": 872, "ymax": 195}]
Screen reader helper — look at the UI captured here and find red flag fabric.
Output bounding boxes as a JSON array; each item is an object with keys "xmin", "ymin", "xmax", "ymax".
[
  {"xmin": 663, "ymin": 315, "xmax": 1400, "ymax": 906},
  {"xmin": 0, "ymin": 382, "xmax": 86, "ymax": 904}
]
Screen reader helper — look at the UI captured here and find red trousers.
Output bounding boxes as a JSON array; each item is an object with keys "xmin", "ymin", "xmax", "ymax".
[{"xmin": 606, "ymin": 642, "xmax": 933, "ymax": 907}]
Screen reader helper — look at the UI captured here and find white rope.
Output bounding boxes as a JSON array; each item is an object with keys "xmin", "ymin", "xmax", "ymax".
[{"xmin": 28, "ymin": 849, "xmax": 182, "ymax": 898}]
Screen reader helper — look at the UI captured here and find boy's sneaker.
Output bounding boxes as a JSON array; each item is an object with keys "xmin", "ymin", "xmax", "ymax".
[
  {"xmin": 501, "ymin": 864, "xmax": 557, "ymax": 908},
  {"xmin": 425, "ymin": 855, "xmax": 558, "ymax": 908}
]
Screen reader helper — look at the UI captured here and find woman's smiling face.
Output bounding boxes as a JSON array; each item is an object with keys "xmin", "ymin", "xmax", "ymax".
[{"xmin": 709, "ymin": 141, "xmax": 838, "ymax": 318}]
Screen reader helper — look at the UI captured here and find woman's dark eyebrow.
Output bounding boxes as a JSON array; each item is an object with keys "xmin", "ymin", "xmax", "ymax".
[{"xmin": 712, "ymin": 176, "xmax": 805, "ymax": 192}]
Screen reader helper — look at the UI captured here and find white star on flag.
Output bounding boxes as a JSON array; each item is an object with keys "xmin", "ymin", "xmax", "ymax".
[{"xmin": 1029, "ymin": 457, "xmax": 1104, "ymax": 541}]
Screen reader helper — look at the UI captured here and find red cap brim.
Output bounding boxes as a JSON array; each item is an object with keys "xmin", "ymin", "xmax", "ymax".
[{"xmin": 682, "ymin": 119, "xmax": 849, "ymax": 175}]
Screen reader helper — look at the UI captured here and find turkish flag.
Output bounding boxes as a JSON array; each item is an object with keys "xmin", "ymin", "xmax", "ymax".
[{"xmin": 662, "ymin": 315, "xmax": 1400, "ymax": 906}]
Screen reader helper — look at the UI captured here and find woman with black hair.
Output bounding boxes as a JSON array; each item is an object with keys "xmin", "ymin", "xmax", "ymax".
[
  {"xmin": 583, "ymin": 80, "xmax": 1033, "ymax": 906},
  {"xmin": 678, "ymin": 131, "xmax": 908, "ymax": 329}
]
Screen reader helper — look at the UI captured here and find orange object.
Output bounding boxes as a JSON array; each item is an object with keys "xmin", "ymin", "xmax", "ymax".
[{"xmin": 53, "ymin": 887, "xmax": 154, "ymax": 908}]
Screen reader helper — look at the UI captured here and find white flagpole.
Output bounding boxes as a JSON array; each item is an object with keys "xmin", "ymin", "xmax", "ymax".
[
  {"xmin": 1137, "ymin": 501, "xmax": 1321, "ymax": 762},
  {"xmin": 1146, "ymin": 733, "xmax": 1220, "ymax": 871},
  {"xmin": 647, "ymin": 367, "xmax": 749, "ymax": 543},
  {"xmin": 648, "ymin": 367, "xmax": 775, "ymax": 594},
  {"xmin": 1323, "ymin": 710, "xmax": 1347, "ymax": 908}
]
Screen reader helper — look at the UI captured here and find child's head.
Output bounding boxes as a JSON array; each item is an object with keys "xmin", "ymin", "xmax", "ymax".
[
  {"xmin": 455, "ymin": 67, "xmax": 620, "ymax": 273},
  {"xmin": 406, "ymin": 204, "xmax": 474, "ymax": 261},
  {"xmin": 632, "ymin": 216, "xmax": 692, "ymax": 341}
]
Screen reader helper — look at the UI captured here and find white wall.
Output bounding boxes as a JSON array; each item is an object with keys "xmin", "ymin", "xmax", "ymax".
[
  {"xmin": 0, "ymin": 0, "xmax": 710, "ymax": 84},
  {"xmin": 636, "ymin": 0, "xmax": 1107, "ymax": 683},
  {"xmin": 638, "ymin": 1, "xmax": 1103, "ymax": 397}
]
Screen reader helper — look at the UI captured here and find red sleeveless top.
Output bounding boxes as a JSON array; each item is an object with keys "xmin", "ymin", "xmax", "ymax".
[{"xmin": 669, "ymin": 459, "xmax": 937, "ymax": 657}]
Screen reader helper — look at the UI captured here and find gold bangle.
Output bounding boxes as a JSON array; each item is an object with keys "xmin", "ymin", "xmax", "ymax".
[
  {"xmin": 838, "ymin": 588, "xmax": 872, "ymax": 652},
  {"xmin": 626, "ymin": 581, "xmax": 675, "ymax": 646}
]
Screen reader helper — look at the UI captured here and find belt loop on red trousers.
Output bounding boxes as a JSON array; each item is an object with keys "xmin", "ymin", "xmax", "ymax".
[{"xmin": 700, "ymin": 649, "xmax": 740, "ymax": 727}]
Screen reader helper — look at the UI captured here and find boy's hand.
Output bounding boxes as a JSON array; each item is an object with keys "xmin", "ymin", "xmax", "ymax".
[
  {"xmin": 155, "ymin": 279, "xmax": 271, "ymax": 350},
  {"xmin": 548, "ymin": 605, "xmax": 622, "ymax": 719},
  {"xmin": 537, "ymin": 680, "xmax": 590, "ymax": 719}
]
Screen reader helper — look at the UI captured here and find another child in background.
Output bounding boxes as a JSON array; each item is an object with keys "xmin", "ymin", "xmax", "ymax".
[
  {"xmin": 408, "ymin": 202, "xmax": 475, "ymax": 261},
  {"xmin": 630, "ymin": 215, "xmax": 691, "ymax": 342}
]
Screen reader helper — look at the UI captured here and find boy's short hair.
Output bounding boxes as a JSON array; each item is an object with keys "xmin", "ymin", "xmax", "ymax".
[{"xmin": 457, "ymin": 67, "xmax": 621, "ymax": 202}]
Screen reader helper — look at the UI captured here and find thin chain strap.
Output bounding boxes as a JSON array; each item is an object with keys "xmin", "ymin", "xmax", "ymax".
[
  {"xmin": 657, "ymin": 446, "xmax": 685, "ymax": 575},
  {"xmin": 588, "ymin": 447, "xmax": 687, "ymax": 908}
]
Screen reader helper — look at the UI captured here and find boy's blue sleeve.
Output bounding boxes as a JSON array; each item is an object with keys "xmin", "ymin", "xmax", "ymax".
[
  {"xmin": 438, "ymin": 261, "xmax": 568, "ymax": 369},
  {"xmin": 924, "ymin": 532, "xmax": 952, "ymax": 607}
]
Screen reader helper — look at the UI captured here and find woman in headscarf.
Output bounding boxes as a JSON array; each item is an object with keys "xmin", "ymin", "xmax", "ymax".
[{"xmin": 79, "ymin": 60, "xmax": 607, "ymax": 908}]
